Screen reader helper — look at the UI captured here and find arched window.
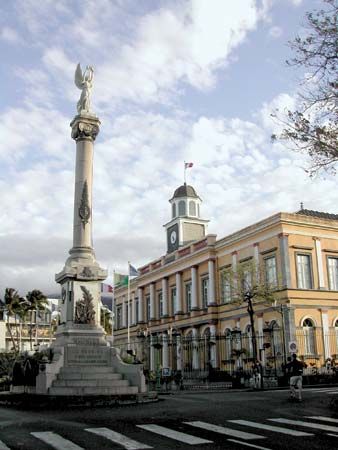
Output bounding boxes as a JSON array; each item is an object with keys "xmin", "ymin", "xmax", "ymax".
[
  {"xmin": 189, "ymin": 200, "xmax": 196, "ymax": 216},
  {"xmin": 302, "ymin": 318, "xmax": 316, "ymax": 356},
  {"xmin": 270, "ymin": 320, "xmax": 282, "ymax": 356},
  {"xmin": 178, "ymin": 200, "xmax": 186, "ymax": 216},
  {"xmin": 172, "ymin": 203, "xmax": 176, "ymax": 218}
]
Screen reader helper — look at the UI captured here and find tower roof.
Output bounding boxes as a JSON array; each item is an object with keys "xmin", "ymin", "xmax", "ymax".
[{"xmin": 170, "ymin": 183, "xmax": 200, "ymax": 201}]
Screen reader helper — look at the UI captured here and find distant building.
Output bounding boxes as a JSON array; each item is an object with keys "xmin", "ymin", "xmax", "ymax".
[
  {"xmin": 113, "ymin": 183, "xmax": 338, "ymax": 372},
  {"xmin": 0, "ymin": 298, "xmax": 59, "ymax": 352}
]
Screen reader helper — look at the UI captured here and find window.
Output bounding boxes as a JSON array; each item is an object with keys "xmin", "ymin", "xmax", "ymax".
[
  {"xmin": 172, "ymin": 203, "xmax": 176, "ymax": 218},
  {"xmin": 171, "ymin": 287, "xmax": 177, "ymax": 315},
  {"xmin": 265, "ymin": 256, "xmax": 277, "ymax": 287},
  {"xmin": 158, "ymin": 291, "xmax": 163, "ymax": 317},
  {"xmin": 296, "ymin": 254, "xmax": 313, "ymax": 289},
  {"xmin": 185, "ymin": 282, "xmax": 192, "ymax": 312},
  {"xmin": 302, "ymin": 318, "xmax": 316, "ymax": 355},
  {"xmin": 135, "ymin": 298, "xmax": 139, "ymax": 323},
  {"xmin": 202, "ymin": 278, "xmax": 209, "ymax": 308},
  {"xmin": 220, "ymin": 270, "xmax": 232, "ymax": 303},
  {"xmin": 146, "ymin": 295, "xmax": 151, "ymax": 321},
  {"xmin": 328, "ymin": 257, "xmax": 338, "ymax": 290},
  {"xmin": 116, "ymin": 306, "xmax": 122, "ymax": 329},
  {"xmin": 242, "ymin": 266, "xmax": 252, "ymax": 292},
  {"xmin": 178, "ymin": 200, "xmax": 186, "ymax": 216},
  {"xmin": 189, "ymin": 201, "xmax": 196, "ymax": 216}
]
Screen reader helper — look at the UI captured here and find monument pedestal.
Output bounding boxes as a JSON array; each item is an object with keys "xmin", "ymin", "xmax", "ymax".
[{"xmin": 36, "ymin": 325, "xmax": 145, "ymax": 396}]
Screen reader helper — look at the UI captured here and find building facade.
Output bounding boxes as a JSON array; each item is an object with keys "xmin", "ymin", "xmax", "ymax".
[{"xmin": 114, "ymin": 184, "xmax": 338, "ymax": 375}]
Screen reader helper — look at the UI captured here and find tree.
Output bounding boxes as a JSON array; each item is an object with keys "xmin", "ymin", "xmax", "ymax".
[
  {"xmin": 101, "ymin": 306, "xmax": 112, "ymax": 335},
  {"xmin": 3, "ymin": 288, "xmax": 26, "ymax": 353},
  {"xmin": 272, "ymin": 0, "xmax": 338, "ymax": 176},
  {"xmin": 222, "ymin": 263, "xmax": 277, "ymax": 361},
  {"xmin": 25, "ymin": 290, "xmax": 48, "ymax": 350}
]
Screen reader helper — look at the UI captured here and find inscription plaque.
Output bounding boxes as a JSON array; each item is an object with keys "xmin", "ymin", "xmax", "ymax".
[{"xmin": 67, "ymin": 346, "xmax": 109, "ymax": 365}]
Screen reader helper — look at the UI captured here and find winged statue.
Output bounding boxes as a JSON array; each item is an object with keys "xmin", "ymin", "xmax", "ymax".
[{"xmin": 74, "ymin": 63, "xmax": 94, "ymax": 114}]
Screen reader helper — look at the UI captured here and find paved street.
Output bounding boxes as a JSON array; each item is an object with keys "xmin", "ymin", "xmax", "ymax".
[{"xmin": 0, "ymin": 387, "xmax": 337, "ymax": 450}]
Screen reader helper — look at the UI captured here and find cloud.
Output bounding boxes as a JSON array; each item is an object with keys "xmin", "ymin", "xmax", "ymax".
[
  {"xmin": 269, "ymin": 26, "xmax": 283, "ymax": 38},
  {"xmin": 0, "ymin": 26, "xmax": 21, "ymax": 43}
]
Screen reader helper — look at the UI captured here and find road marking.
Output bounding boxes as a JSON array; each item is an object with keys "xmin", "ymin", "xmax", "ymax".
[
  {"xmin": 327, "ymin": 433, "xmax": 338, "ymax": 437},
  {"xmin": 85, "ymin": 428, "xmax": 152, "ymax": 449},
  {"xmin": 227, "ymin": 439, "xmax": 272, "ymax": 450},
  {"xmin": 137, "ymin": 424, "xmax": 213, "ymax": 445},
  {"xmin": 269, "ymin": 418, "xmax": 338, "ymax": 433},
  {"xmin": 30, "ymin": 432, "xmax": 83, "ymax": 450},
  {"xmin": 306, "ymin": 416, "xmax": 338, "ymax": 424},
  {"xmin": 229, "ymin": 420, "xmax": 313, "ymax": 436},
  {"xmin": 184, "ymin": 421, "xmax": 265, "ymax": 440},
  {"xmin": 0, "ymin": 441, "xmax": 11, "ymax": 450}
]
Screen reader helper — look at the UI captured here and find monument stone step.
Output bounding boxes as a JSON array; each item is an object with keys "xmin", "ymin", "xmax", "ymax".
[
  {"xmin": 57, "ymin": 372, "xmax": 122, "ymax": 381},
  {"xmin": 48, "ymin": 386, "xmax": 139, "ymax": 396},
  {"xmin": 53, "ymin": 379, "xmax": 130, "ymax": 388},
  {"xmin": 60, "ymin": 366, "xmax": 116, "ymax": 374}
]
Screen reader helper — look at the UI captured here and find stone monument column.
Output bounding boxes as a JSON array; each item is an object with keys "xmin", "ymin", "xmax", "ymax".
[{"xmin": 55, "ymin": 113, "xmax": 107, "ymax": 330}]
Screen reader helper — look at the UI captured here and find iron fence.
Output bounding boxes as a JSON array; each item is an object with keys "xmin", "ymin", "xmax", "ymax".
[{"xmin": 114, "ymin": 327, "xmax": 338, "ymax": 389}]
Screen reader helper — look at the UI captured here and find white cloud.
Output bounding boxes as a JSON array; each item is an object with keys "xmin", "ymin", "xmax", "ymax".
[
  {"xmin": 0, "ymin": 26, "xmax": 21, "ymax": 43},
  {"xmin": 269, "ymin": 26, "xmax": 283, "ymax": 38}
]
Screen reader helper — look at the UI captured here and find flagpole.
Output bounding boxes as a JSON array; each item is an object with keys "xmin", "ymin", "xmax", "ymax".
[
  {"xmin": 127, "ymin": 262, "xmax": 130, "ymax": 349},
  {"xmin": 111, "ymin": 270, "xmax": 115, "ymax": 337},
  {"xmin": 184, "ymin": 161, "xmax": 186, "ymax": 184}
]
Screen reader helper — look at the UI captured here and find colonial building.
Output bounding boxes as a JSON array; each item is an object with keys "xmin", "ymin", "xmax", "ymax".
[{"xmin": 113, "ymin": 183, "xmax": 338, "ymax": 374}]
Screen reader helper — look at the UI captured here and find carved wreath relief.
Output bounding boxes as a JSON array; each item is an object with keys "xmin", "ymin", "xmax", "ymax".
[
  {"xmin": 74, "ymin": 285, "xmax": 96, "ymax": 325},
  {"xmin": 79, "ymin": 181, "xmax": 90, "ymax": 227}
]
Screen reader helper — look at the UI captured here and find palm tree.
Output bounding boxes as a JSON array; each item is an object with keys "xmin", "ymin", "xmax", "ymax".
[
  {"xmin": 4, "ymin": 288, "xmax": 25, "ymax": 353},
  {"xmin": 25, "ymin": 290, "xmax": 48, "ymax": 350}
]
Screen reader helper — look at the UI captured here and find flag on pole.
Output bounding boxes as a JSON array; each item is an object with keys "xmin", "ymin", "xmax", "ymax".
[
  {"xmin": 114, "ymin": 272, "xmax": 129, "ymax": 287},
  {"xmin": 101, "ymin": 283, "xmax": 114, "ymax": 293},
  {"xmin": 185, "ymin": 162, "xmax": 193, "ymax": 169},
  {"xmin": 129, "ymin": 263, "xmax": 140, "ymax": 277}
]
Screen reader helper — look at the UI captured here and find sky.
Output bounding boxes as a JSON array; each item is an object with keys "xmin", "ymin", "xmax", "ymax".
[{"xmin": 0, "ymin": 0, "xmax": 336, "ymax": 297}]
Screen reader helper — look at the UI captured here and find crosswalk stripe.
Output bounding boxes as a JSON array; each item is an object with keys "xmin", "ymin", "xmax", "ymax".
[
  {"xmin": 85, "ymin": 428, "xmax": 152, "ymax": 449},
  {"xmin": 306, "ymin": 416, "xmax": 338, "ymax": 424},
  {"xmin": 30, "ymin": 432, "xmax": 83, "ymax": 450},
  {"xmin": 137, "ymin": 424, "xmax": 213, "ymax": 445},
  {"xmin": 0, "ymin": 441, "xmax": 11, "ymax": 450},
  {"xmin": 327, "ymin": 433, "xmax": 338, "ymax": 437},
  {"xmin": 228, "ymin": 420, "xmax": 313, "ymax": 436},
  {"xmin": 227, "ymin": 439, "xmax": 272, "ymax": 450},
  {"xmin": 269, "ymin": 418, "xmax": 338, "ymax": 433},
  {"xmin": 184, "ymin": 421, "xmax": 265, "ymax": 440}
]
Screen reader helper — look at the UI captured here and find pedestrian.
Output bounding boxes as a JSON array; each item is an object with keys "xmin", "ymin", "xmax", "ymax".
[
  {"xmin": 282, "ymin": 356, "xmax": 292, "ymax": 386},
  {"xmin": 252, "ymin": 360, "xmax": 262, "ymax": 390},
  {"xmin": 288, "ymin": 353, "xmax": 306, "ymax": 402}
]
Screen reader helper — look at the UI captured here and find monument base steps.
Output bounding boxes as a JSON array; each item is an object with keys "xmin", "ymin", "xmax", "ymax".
[{"xmin": 49, "ymin": 364, "xmax": 138, "ymax": 396}]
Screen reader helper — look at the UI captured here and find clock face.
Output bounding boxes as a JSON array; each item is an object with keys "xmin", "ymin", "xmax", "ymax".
[
  {"xmin": 167, "ymin": 224, "xmax": 179, "ymax": 253},
  {"xmin": 170, "ymin": 230, "xmax": 177, "ymax": 244}
]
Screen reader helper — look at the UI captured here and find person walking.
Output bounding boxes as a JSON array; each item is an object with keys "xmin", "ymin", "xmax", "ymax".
[{"xmin": 288, "ymin": 353, "xmax": 306, "ymax": 402}]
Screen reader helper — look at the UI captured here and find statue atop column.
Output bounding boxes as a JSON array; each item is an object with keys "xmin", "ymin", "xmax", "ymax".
[{"xmin": 74, "ymin": 63, "xmax": 94, "ymax": 114}]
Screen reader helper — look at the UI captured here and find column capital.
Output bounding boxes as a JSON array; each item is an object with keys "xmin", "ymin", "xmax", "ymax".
[
  {"xmin": 70, "ymin": 114, "xmax": 100, "ymax": 141},
  {"xmin": 231, "ymin": 250, "xmax": 238, "ymax": 256},
  {"xmin": 278, "ymin": 233, "xmax": 289, "ymax": 238},
  {"xmin": 313, "ymin": 236, "xmax": 321, "ymax": 241},
  {"xmin": 253, "ymin": 242, "xmax": 259, "ymax": 247},
  {"xmin": 257, "ymin": 312, "xmax": 264, "ymax": 318}
]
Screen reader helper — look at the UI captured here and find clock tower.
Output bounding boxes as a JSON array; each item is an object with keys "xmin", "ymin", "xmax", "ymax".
[{"xmin": 164, "ymin": 183, "xmax": 209, "ymax": 253}]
